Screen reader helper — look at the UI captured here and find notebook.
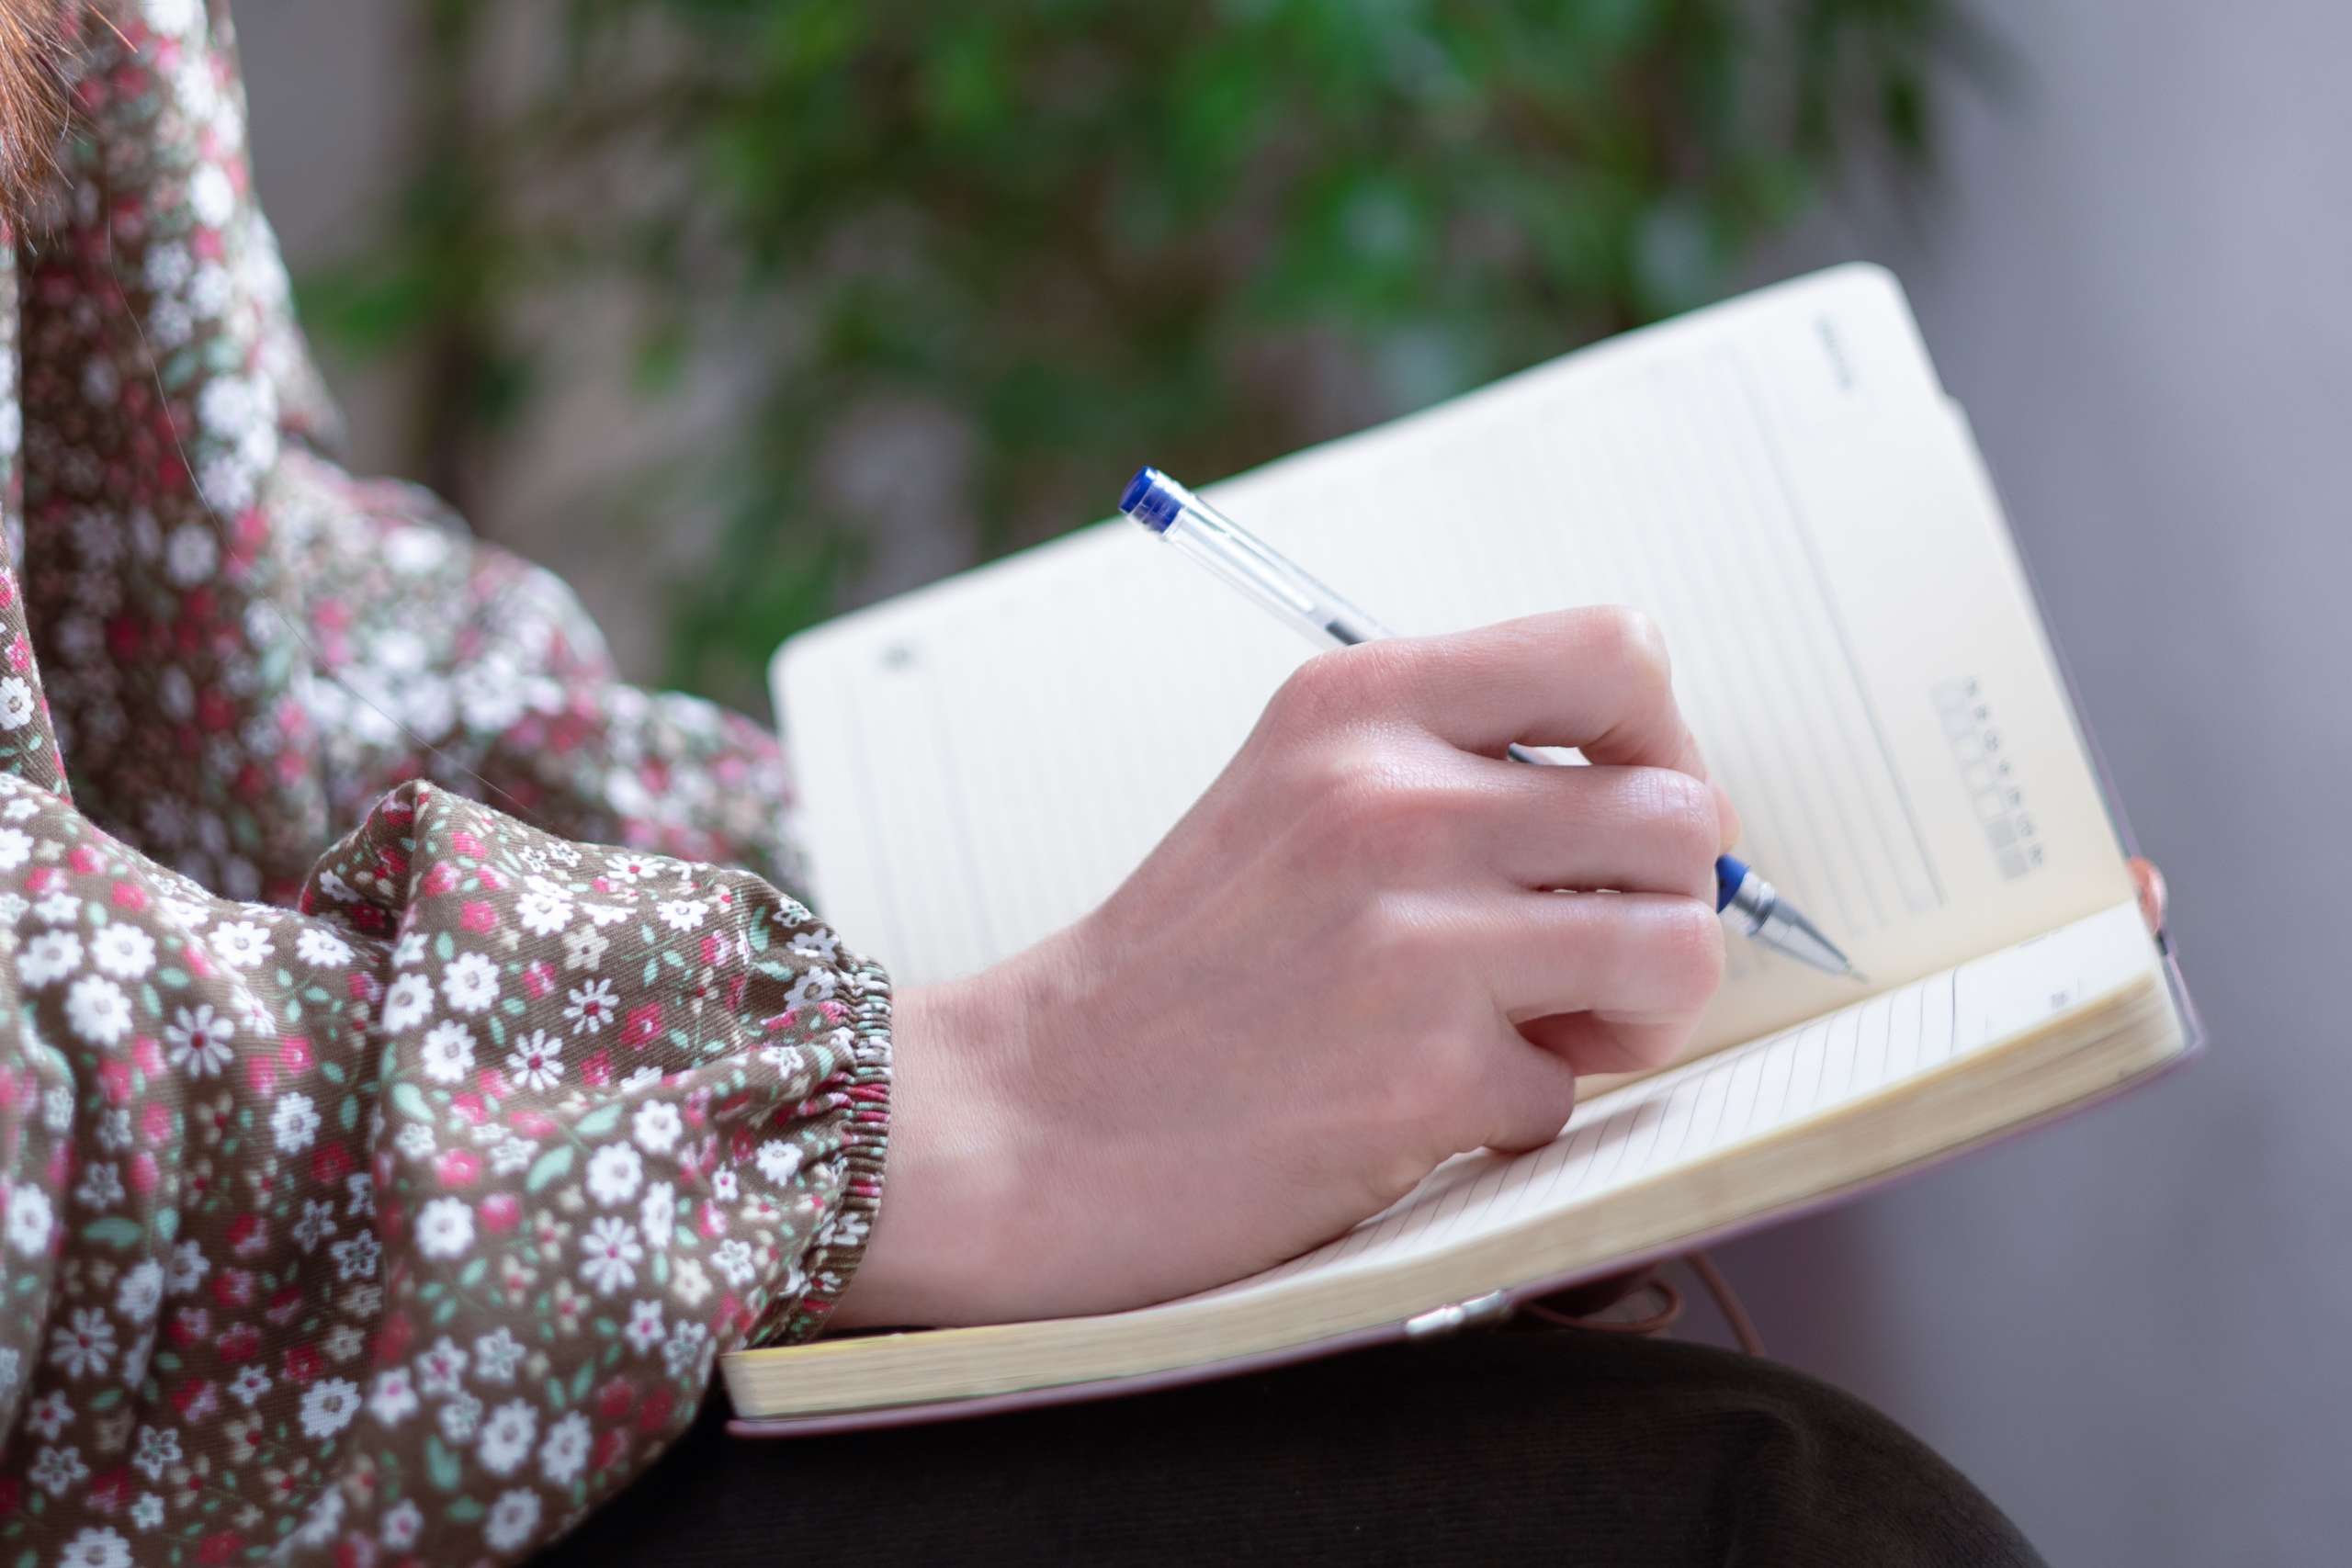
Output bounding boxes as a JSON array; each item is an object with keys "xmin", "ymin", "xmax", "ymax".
[{"xmin": 728, "ymin": 264, "xmax": 2198, "ymax": 1432}]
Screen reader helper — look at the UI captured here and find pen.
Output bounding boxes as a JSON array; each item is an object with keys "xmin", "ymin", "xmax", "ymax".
[{"xmin": 1118, "ymin": 466, "xmax": 1862, "ymax": 981}]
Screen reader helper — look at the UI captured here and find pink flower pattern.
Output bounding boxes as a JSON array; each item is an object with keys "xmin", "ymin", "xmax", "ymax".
[{"xmin": 0, "ymin": 2, "xmax": 893, "ymax": 1561}]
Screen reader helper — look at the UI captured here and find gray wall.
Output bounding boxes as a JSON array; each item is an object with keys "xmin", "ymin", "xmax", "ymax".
[
  {"xmin": 238, "ymin": 2, "xmax": 2346, "ymax": 1561},
  {"xmin": 1721, "ymin": 4, "xmax": 2350, "ymax": 1563}
]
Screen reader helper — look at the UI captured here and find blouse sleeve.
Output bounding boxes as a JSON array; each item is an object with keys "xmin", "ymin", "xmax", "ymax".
[
  {"xmin": 2, "ymin": 8, "xmax": 898, "ymax": 1560},
  {"xmin": 0, "ymin": 772, "xmax": 891, "ymax": 1562},
  {"xmin": 17, "ymin": 0, "xmax": 809, "ymax": 908}
]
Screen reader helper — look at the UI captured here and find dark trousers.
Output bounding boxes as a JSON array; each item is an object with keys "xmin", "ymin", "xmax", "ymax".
[{"xmin": 539, "ymin": 1329, "xmax": 2043, "ymax": 1565}]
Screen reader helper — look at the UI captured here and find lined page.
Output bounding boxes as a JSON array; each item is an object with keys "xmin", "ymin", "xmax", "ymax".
[
  {"xmin": 777, "ymin": 265, "xmax": 2138, "ymax": 1055},
  {"xmin": 1188, "ymin": 898, "xmax": 2157, "ymax": 1303}
]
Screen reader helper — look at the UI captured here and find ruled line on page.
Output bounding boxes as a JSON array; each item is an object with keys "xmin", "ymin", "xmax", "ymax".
[{"xmin": 1724, "ymin": 350, "xmax": 1946, "ymax": 911}]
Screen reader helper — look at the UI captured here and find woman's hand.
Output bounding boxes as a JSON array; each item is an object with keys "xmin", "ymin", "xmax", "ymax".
[
  {"xmin": 2129, "ymin": 857, "xmax": 2167, "ymax": 936},
  {"xmin": 837, "ymin": 608, "xmax": 1737, "ymax": 1327}
]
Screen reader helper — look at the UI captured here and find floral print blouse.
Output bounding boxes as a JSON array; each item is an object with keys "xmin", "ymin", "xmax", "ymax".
[{"xmin": 0, "ymin": 2, "xmax": 895, "ymax": 1562}]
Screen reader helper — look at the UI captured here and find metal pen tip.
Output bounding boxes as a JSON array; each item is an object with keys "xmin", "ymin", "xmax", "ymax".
[{"xmin": 1721, "ymin": 868, "xmax": 1860, "ymax": 981}]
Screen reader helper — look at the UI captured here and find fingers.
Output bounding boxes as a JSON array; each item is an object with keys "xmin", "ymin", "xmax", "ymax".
[
  {"xmin": 1461, "ymin": 759, "xmax": 1726, "ymax": 899},
  {"xmin": 1465, "ymin": 1034, "xmax": 1584, "ymax": 1153},
  {"xmin": 1362, "ymin": 607, "xmax": 1711, "ymax": 774},
  {"xmin": 1279, "ymin": 607, "xmax": 1740, "ymax": 848},
  {"xmin": 1466, "ymin": 890, "xmax": 1725, "ymax": 1025},
  {"xmin": 2128, "ymin": 857, "xmax": 2167, "ymax": 935},
  {"xmin": 1433, "ymin": 895, "xmax": 1721, "ymax": 1159},
  {"xmin": 1518, "ymin": 1012, "xmax": 1695, "ymax": 1077}
]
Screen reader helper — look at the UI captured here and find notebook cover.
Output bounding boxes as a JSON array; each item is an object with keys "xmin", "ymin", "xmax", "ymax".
[{"xmin": 731, "ymin": 381, "xmax": 2204, "ymax": 1440}]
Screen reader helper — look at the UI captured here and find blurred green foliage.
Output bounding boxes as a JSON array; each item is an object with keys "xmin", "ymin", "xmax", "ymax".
[{"xmin": 302, "ymin": 0, "xmax": 1973, "ymax": 709}]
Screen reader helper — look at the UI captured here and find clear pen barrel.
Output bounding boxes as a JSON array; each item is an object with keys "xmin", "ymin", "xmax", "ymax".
[{"xmin": 1123, "ymin": 469, "xmax": 1393, "ymax": 649}]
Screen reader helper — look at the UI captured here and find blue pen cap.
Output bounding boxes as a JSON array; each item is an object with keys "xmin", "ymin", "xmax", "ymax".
[
  {"xmin": 1713, "ymin": 854, "xmax": 1749, "ymax": 914},
  {"xmin": 1120, "ymin": 467, "xmax": 1185, "ymax": 534}
]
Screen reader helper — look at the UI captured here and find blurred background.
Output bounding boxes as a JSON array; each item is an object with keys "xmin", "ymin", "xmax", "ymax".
[
  {"xmin": 237, "ymin": 1, "xmax": 2344, "ymax": 1562},
  {"xmin": 260, "ymin": 0, "xmax": 1984, "ymax": 711}
]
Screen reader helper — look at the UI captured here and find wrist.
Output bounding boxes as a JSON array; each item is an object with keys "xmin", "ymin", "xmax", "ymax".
[{"xmin": 830, "ymin": 938, "xmax": 1075, "ymax": 1327}]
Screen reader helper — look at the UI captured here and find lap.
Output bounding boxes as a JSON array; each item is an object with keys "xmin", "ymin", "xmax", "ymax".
[{"xmin": 536, "ymin": 1330, "xmax": 2042, "ymax": 1567}]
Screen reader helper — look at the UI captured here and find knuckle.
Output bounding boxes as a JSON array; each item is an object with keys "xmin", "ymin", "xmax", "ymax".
[
  {"xmin": 1275, "ymin": 642, "xmax": 1413, "ymax": 732},
  {"xmin": 1327, "ymin": 891, "xmax": 1400, "ymax": 974},
  {"xmin": 1375, "ymin": 799, "xmax": 1455, "ymax": 878},
  {"xmin": 1587, "ymin": 604, "xmax": 1670, "ymax": 689},
  {"xmin": 1349, "ymin": 890, "xmax": 1438, "ymax": 970},
  {"xmin": 1325, "ymin": 765, "xmax": 1459, "ymax": 876},
  {"xmin": 1323, "ymin": 761, "xmax": 1404, "ymax": 836},
  {"xmin": 1641, "ymin": 770, "xmax": 1723, "ymax": 879},
  {"xmin": 1650, "ymin": 899, "xmax": 1727, "ymax": 1005},
  {"xmin": 1343, "ymin": 639, "xmax": 1423, "ymax": 709},
  {"xmin": 1268, "ymin": 651, "xmax": 1360, "ymax": 734}
]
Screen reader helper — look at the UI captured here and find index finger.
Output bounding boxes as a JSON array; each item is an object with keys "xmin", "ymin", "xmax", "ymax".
[{"xmin": 1371, "ymin": 607, "xmax": 1739, "ymax": 843}]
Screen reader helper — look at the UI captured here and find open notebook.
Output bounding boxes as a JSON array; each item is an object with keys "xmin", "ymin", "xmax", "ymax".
[{"xmin": 730, "ymin": 265, "xmax": 2197, "ymax": 1430}]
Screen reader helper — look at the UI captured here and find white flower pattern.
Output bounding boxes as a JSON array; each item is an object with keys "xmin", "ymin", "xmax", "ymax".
[{"xmin": 0, "ymin": 7, "xmax": 891, "ymax": 1563}]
